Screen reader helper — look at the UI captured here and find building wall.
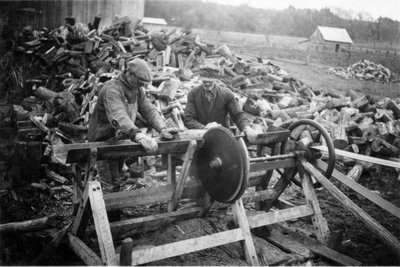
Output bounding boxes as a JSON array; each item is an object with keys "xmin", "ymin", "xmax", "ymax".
[{"xmin": 4, "ymin": 0, "xmax": 144, "ymax": 30}]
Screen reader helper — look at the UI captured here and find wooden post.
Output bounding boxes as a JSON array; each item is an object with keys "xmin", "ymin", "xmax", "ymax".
[
  {"xmin": 166, "ymin": 154, "xmax": 176, "ymax": 212},
  {"xmin": 170, "ymin": 140, "xmax": 197, "ymax": 211},
  {"xmin": 88, "ymin": 181, "xmax": 117, "ymax": 265},
  {"xmin": 119, "ymin": 238, "xmax": 133, "ymax": 266},
  {"xmin": 231, "ymin": 199, "xmax": 260, "ymax": 266},
  {"xmin": 300, "ymin": 170, "xmax": 330, "ymax": 244},
  {"xmin": 302, "ymin": 160, "xmax": 400, "ymax": 258}
]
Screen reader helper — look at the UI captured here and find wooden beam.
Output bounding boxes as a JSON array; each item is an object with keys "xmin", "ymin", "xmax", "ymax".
[
  {"xmin": 250, "ymin": 158, "xmax": 296, "ymax": 173},
  {"xmin": 68, "ymin": 233, "xmax": 103, "ymax": 266},
  {"xmin": 271, "ymin": 226, "xmax": 361, "ymax": 266},
  {"xmin": 126, "ymin": 229, "xmax": 244, "ymax": 265},
  {"xmin": 103, "ymin": 207, "xmax": 202, "ymax": 238},
  {"xmin": 264, "ymin": 227, "xmax": 312, "ymax": 258},
  {"xmin": 88, "ymin": 181, "xmax": 117, "ymax": 265},
  {"xmin": 312, "ymin": 145, "xmax": 400, "ymax": 169},
  {"xmin": 302, "ymin": 160, "xmax": 400, "ymax": 258},
  {"xmin": 247, "ymin": 204, "xmax": 314, "ymax": 229},
  {"xmin": 316, "ymin": 160, "xmax": 400, "ymax": 220},
  {"xmin": 166, "ymin": 154, "xmax": 176, "ymax": 212},
  {"xmin": 104, "ymin": 184, "xmax": 174, "ymax": 211},
  {"xmin": 300, "ymin": 170, "xmax": 330, "ymax": 245},
  {"xmin": 231, "ymin": 199, "xmax": 259, "ymax": 266},
  {"xmin": 170, "ymin": 140, "xmax": 197, "ymax": 211},
  {"xmin": 72, "ymin": 182, "xmax": 91, "ymax": 237},
  {"xmin": 58, "ymin": 140, "xmax": 194, "ymax": 164}
]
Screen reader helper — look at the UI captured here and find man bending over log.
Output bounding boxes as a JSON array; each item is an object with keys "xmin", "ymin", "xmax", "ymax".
[{"xmin": 88, "ymin": 58, "xmax": 172, "ymax": 187}]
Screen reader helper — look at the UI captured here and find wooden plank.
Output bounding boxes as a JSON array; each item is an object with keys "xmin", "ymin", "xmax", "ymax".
[
  {"xmin": 264, "ymin": 227, "xmax": 312, "ymax": 258},
  {"xmin": 231, "ymin": 199, "xmax": 260, "ymax": 266},
  {"xmin": 68, "ymin": 233, "xmax": 103, "ymax": 266},
  {"xmin": 312, "ymin": 145, "xmax": 400, "ymax": 169},
  {"xmin": 88, "ymin": 181, "xmax": 117, "ymax": 265},
  {"xmin": 127, "ymin": 229, "xmax": 244, "ymax": 265},
  {"xmin": 247, "ymin": 204, "xmax": 314, "ymax": 229},
  {"xmin": 273, "ymin": 226, "xmax": 361, "ymax": 266},
  {"xmin": 250, "ymin": 158, "xmax": 296, "ymax": 173},
  {"xmin": 302, "ymin": 160, "xmax": 400, "ymax": 258},
  {"xmin": 166, "ymin": 154, "xmax": 177, "ymax": 212},
  {"xmin": 170, "ymin": 140, "xmax": 197, "ymax": 211},
  {"xmin": 300, "ymin": 170, "xmax": 330, "ymax": 245},
  {"xmin": 55, "ymin": 139, "xmax": 193, "ymax": 164},
  {"xmin": 72, "ymin": 182, "xmax": 91, "ymax": 237},
  {"xmin": 104, "ymin": 184, "xmax": 174, "ymax": 211},
  {"xmin": 317, "ymin": 160, "xmax": 400, "ymax": 220},
  {"xmin": 105, "ymin": 207, "xmax": 202, "ymax": 238}
]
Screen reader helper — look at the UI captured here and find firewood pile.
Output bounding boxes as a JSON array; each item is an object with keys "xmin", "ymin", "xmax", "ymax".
[
  {"xmin": 328, "ymin": 59, "xmax": 392, "ymax": 83},
  {"xmin": 1, "ymin": 16, "xmax": 400, "ymax": 204}
]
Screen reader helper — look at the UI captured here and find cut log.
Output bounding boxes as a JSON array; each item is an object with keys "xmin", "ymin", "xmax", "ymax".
[
  {"xmin": 58, "ymin": 122, "xmax": 87, "ymax": 140},
  {"xmin": 0, "ymin": 214, "xmax": 59, "ymax": 234},
  {"xmin": 341, "ymin": 164, "xmax": 363, "ymax": 192},
  {"xmin": 158, "ymin": 78, "xmax": 180, "ymax": 102},
  {"xmin": 375, "ymin": 122, "xmax": 389, "ymax": 138},
  {"xmin": 46, "ymin": 169, "xmax": 69, "ymax": 184},
  {"xmin": 371, "ymin": 137, "xmax": 400, "ymax": 157},
  {"xmin": 361, "ymin": 126, "xmax": 377, "ymax": 142},
  {"xmin": 332, "ymin": 126, "xmax": 348, "ymax": 149},
  {"xmin": 375, "ymin": 109, "xmax": 394, "ymax": 122},
  {"xmin": 351, "ymin": 95, "xmax": 369, "ymax": 110},
  {"xmin": 387, "ymin": 100, "xmax": 400, "ymax": 120}
]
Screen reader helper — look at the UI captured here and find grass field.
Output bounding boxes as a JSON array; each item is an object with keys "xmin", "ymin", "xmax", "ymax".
[
  {"xmin": 190, "ymin": 28, "xmax": 400, "ymax": 99},
  {"xmin": 268, "ymin": 58, "xmax": 400, "ymax": 99}
]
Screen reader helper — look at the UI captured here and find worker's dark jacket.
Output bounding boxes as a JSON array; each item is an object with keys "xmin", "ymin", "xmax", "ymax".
[
  {"xmin": 88, "ymin": 73, "xmax": 166, "ymax": 142},
  {"xmin": 183, "ymin": 84, "xmax": 250, "ymax": 131}
]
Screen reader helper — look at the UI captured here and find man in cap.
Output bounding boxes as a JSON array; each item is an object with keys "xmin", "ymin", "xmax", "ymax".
[
  {"xmin": 88, "ymin": 58, "xmax": 172, "ymax": 147},
  {"xmin": 183, "ymin": 73, "xmax": 257, "ymax": 140},
  {"xmin": 88, "ymin": 58, "xmax": 172, "ymax": 185}
]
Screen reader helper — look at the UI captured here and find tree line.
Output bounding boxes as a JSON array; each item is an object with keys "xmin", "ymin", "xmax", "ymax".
[{"xmin": 145, "ymin": 0, "xmax": 400, "ymax": 46}]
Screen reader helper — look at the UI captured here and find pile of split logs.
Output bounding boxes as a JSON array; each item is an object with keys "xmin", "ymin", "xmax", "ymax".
[
  {"xmin": 1, "ymin": 16, "xmax": 400, "ymax": 195},
  {"xmin": 329, "ymin": 59, "xmax": 392, "ymax": 83}
]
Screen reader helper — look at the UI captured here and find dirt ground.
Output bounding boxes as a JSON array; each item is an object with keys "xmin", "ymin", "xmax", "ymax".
[{"xmin": 1, "ymin": 163, "xmax": 399, "ymax": 266}]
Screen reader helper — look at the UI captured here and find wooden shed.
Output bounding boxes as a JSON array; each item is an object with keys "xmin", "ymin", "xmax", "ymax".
[
  {"xmin": 309, "ymin": 26, "xmax": 353, "ymax": 52},
  {"xmin": 2, "ymin": 0, "xmax": 144, "ymax": 31}
]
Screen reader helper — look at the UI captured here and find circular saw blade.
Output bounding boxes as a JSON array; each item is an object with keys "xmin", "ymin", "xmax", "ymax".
[{"xmin": 194, "ymin": 126, "xmax": 247, "ymax": 203}]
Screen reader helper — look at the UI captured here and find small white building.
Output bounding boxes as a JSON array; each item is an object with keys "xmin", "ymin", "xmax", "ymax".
[
  {"xmin": 141, "ymin": 17, "xmax": 168, "ymax": 31},
  {"xmin": 309, "ymin": 26, "xmax": 353, "ymax": 52}
]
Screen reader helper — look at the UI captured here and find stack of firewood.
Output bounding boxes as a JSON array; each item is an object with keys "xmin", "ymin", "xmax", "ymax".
[
  {"xmin": 329, "ymin": 59, "xmax": 392, "ymax": 83},
  {"xmin": 1, "ymin": 16, "xmax": 400, "ymax": 191}
]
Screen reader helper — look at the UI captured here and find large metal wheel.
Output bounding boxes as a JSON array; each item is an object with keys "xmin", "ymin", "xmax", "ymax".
[
  {"xmin": 195, "ymin": 126, "xmax": 249, "ymax": 203},
  {"xmin": 281, "ymin": 119, "xmax": 336, "ymax": 187}
]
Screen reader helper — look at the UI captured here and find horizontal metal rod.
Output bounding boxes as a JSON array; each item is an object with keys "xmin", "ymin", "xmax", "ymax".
[{"xmin": 249, "ymin": 153, "xmax": 296, "ymax": 163}]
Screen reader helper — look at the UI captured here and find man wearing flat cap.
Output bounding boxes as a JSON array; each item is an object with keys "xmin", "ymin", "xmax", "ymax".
[
  {"xmin": 88, "ymin": 58, "xmax": 172, "ymax": 186},
  {"xmin": 89, "ymin": 58, "xmax": 172, "ymax": 146},
  {"xmin": 183, "ymin": 70, "xmax": 257, "ymax": 140}
]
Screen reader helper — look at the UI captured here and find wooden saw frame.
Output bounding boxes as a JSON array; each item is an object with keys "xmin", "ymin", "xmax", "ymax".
[{"xmin": 57, "ymin": 121, "xmax": 388, "ymax": 266}]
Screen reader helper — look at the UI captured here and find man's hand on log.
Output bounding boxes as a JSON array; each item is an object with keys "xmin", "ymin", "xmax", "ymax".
[
  {"xmin": 134, "ymin": 133, "xmax": 158, "ymax": 153},
  {"xmin": 160, "ymin": 128, "xmax": 174, "ymax": 141},
  {"xmin": 243, "ymin": 126, "xmax": 258, "ymax": 144}
]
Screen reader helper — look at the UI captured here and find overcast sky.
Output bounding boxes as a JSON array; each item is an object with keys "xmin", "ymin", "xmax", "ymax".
[{"xmin": 207, "ymin": 0, "xmax": 400, "ymax": 21}]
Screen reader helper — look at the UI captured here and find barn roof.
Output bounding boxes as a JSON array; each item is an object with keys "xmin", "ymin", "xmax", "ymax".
[
  {"xmin": 142, "ymin": 17, "xmax": 167, "ymax": 25},
  {"xmin": 316, "ymin": 26, "xmax": 353, "ymax": 44}
]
